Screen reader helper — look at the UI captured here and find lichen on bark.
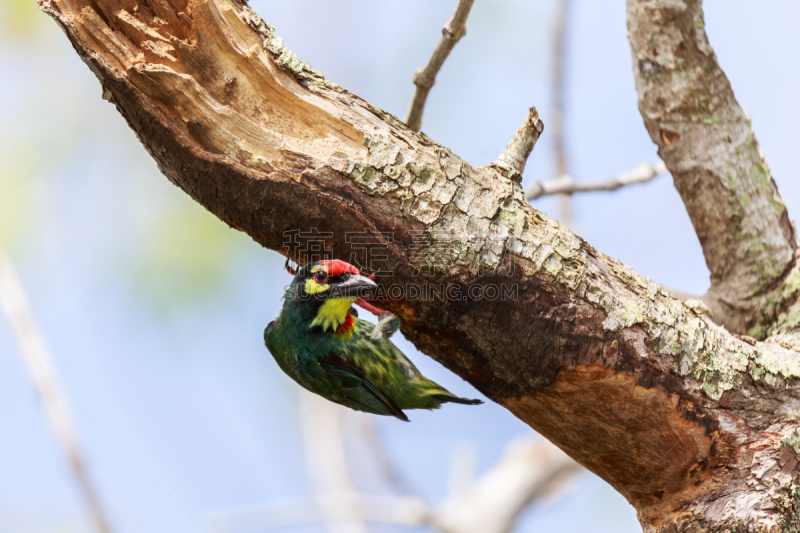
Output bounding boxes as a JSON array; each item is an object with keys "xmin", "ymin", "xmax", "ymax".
[{"xmin": 627, "ymin": 0, "xmax": 799, "ymax": 339}]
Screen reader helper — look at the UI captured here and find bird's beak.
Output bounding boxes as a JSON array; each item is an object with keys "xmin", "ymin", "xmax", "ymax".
[{"xmin": 330, "ymin": 275, "xmax": 377, "ymax": 299}]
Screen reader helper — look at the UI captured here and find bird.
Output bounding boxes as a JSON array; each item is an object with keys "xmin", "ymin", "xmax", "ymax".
[{"xmin": 264, "ymin": 258, "xmax": 482, "ymax": 421}]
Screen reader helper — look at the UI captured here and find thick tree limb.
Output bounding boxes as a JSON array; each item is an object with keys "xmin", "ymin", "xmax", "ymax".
[
  {"xmin": 627, "ymin": 0, "xmax": 800, "ymax": 339},
  {"xmin": 525, "ymin": 160, "xmax": 667, "ymax": 200},
  {"xmin": 404, "ymin": 0, "xmax": 475, "ymax": 132},
  {"xmin": 38, "ymin": 0, "xmax": 800, "ymax": 530}
]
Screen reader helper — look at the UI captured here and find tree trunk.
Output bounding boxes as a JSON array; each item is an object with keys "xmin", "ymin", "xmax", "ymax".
[{"xmin": 38, "ymin": 0, "xmax": 800, "ymax": 530}]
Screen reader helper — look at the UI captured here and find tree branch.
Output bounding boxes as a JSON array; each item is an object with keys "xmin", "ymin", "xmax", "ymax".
[
  {"xmin": 551, "ymin": 0, "xmax": 573, "ymax": 227},
  {"xmin": 627, "ymin": 0, "xmax": 799, "ymax": 338},
  {"xmin": 493, "ymin": 106, "xmax": 544, "ymax": 182},
  {"xmin": 205, "ymin": 494, "xmax": 430, "ymax": 532},
  {"xmin": 525, "ymin": 160, "xmax": 667, "ymax": 200},
  {"xmin": 357, "ymin": 417, "xmax": 410, "ymax": 493},
  {"xmin": 0, "ymin": 246, "xmax": 112, "ymax": 533},
  {"xmin": 435, "ymin": 438, "xmax": 580, "ymax": 533},
  {"xmin": 300, "ymin": 395, "xmax": 367, "ymax": 533},
  {"xmin": 38, "ymin": 0, "xmax": 800, "ymax": 530},
  {"xmin": 204, "ymin": 438, "xmax": 579, "ymax": 533},
  {"xmin": 405, "ymin": 0, "xmax": 475, "ymax": 132}
]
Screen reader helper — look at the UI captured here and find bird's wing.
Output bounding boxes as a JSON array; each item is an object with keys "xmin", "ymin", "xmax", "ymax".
[{"xmin": 319, "ymin": 352, "xmax": 409, "ymax": 422}]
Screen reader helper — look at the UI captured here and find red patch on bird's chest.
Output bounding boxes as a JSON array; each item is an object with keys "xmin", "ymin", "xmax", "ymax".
[{"xmin": 335, "ymin": 313, "xmax": 355, "ymax": 337}]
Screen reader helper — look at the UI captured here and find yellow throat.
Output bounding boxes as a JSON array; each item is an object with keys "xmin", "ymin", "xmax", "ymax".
[{"xmin": 310, "ymin": 297, "xmax": 357, "ymax": 333}]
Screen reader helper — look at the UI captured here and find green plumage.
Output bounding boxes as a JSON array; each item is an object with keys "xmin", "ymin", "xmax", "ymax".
[{"xmin": 264, "ymin": 260, "xmax": 482, "ymax": 421}]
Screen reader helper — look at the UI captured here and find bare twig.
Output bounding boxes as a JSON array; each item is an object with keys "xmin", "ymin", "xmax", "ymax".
[
  {"xmin": 358, "ymin": 417, "xmax": 408, "ymax": 492},
  {"xmin": 404, "ymin": 0, "xmax": 475, "ymax": 132},
  {"xmin": 300, "ymin": 394, "xmax": 367, "ymax": 533},
  {"xmin": 447, "ymin": 441, "xmax": 477, "ymax": 499},
  {"xmin": 204, "ymin": 438, "xmax": 580, "ymax": 533},
  {"xmin": 205, "ymin": 494, "xmax": 432, "ymax": 532},
  {"xmin": 525, "ymin": 160, "xmax": 667, "ymax": 200},
  {"xmin": 0, "ymin": 246, "xmax": 112, "ymax": 533},
  {"xmin": 436, "ymin": 438, "xmax": 581, "ymax": 533},
  {"xmin": 494, "ymin": 107, "xmax": 545, "ymax": 182},
  {"xmin": 551, "ymin": 0, "xmax": 573, "ymax": 227}
]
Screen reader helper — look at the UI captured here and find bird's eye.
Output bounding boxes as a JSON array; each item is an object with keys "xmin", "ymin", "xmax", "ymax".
[{"xmin": 314, "ymin": 271, "xmax": 329, "ymax": 284}]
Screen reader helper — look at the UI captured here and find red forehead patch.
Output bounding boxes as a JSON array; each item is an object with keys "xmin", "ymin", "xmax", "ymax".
[{"xmin": 319, "ymin": 259, "xmax": 360, "ymax": 276}]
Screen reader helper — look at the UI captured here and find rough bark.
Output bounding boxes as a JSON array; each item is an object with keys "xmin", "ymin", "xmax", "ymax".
[
  {"xmin": 38, "ymin": 0, "xmax": 800, "ymax": 530},
  {"xmin": 627, "ymin": 0, "xmax": 800, "ymax": 339}
]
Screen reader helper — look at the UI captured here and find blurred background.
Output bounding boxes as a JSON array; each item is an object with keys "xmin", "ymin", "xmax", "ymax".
[{"xmin": 1, "ymin": 0, "xmax": 799, "ymax": 531}]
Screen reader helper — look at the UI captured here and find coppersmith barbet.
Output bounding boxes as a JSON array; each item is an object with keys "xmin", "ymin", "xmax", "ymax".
[{"xmin": 264, "ymin": 259, "xmax": 482, "ymax": 421}]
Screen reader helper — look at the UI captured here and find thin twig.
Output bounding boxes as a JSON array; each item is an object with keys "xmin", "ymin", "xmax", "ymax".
[
  {"xmin": 494, "ymin": 107, "xmax": 545, "ymax": 182},
  {"xmin": 300, "ymin": 394, "xmax": 367, "ymax": 533},
  {"xmin": 404, "ymin": 0, "xmax": 475, "ymax": 132},
  {"xmin": 358, "ymin": 417, "xmax": 408, "ymax": 492},
  {"xmin": 205, "ymin": 494, "xmax": 432, "ymax": 532},
  {"xmin": 447, "ymin": 442, "xmax": 477, "ymax": 499},
  {"xmin": 436, "ymin": 438, "xmax": 580, "ymax": 533},
  {"xmin": 525, "ymin": 160, "xmax": 668, "ymax": 200},
  {"xmin": 551, "ymin": 0, "xmax": 573, "ymax": 227},
  {"xmin": 0, "ymin": 246, "xmax": 112, "ymax": 533},
  {"xmin": 204, "ymin": 438, "xmax": 580, "ymax": 533}
]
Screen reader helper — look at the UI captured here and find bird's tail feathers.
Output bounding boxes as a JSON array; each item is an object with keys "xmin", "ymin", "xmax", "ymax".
[{"xmin": 429, "ymin": 393, "xmax": 483, "ymax": 406}]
